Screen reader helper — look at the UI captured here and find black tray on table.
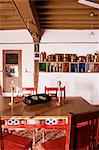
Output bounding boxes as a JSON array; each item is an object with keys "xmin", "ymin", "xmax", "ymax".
[{"xmin": 23, "ymin": 94, "xmax": 51, "ymax": 105}]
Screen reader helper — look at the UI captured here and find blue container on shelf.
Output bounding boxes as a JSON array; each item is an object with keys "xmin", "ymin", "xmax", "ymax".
[
  {"xmin": 79, "ymin": 63, "xmax": 85, "ymax": 73},
  {"xmin": 71, "ymin": 63, "xmax": 78, "ymax": 72}
]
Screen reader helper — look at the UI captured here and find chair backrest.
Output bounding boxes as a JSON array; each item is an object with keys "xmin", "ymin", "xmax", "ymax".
[
  {"xmin": 45, "ymin": 86, "xmax": 65, "ymax": 98},
  {"xmin": 0, "ymin": 117, "xmax": 2, "ymax": 137},
  {"xmin": 65, "ymin": 110, "xmax": 99, "ymax": 150},
  {"xmin": 21, "ymin": 87, "xmax": 37, "ymax": 96},
  {"xmin": 95, "ymin": 119, "xmax": 99, "ymax": 148},
  {"xmin": 0, "ymin": 118, "xmax": 4, "ymax": 150}
]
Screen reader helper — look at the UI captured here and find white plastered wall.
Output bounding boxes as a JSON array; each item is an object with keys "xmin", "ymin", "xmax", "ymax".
[
  {"xmin": 38, "ymin": 30, "xmax": 99, "ymax": 104},
  {"xmin": 0, "ymin": 29, "xmax": 99, "ymax": 104},
  {"xmin": 0, "ymin": 29, "xmax": 34, "ymax": 92}
]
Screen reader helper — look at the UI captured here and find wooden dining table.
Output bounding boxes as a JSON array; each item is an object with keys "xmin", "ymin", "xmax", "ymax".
[
  {"xmin": 0, "ymin": 96, "xmax": 99, "ymax": 116},
  {"xmin": 1, "ymin": 96, "xmax": 99, "ymax": 130},
  {"xmin": 0, "ymin": 96, "xmax": 99, "ymax": 150}
]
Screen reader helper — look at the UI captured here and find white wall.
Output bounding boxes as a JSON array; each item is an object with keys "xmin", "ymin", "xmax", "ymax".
[
  {"xmin": 0, "ymin": 29, "xmax": 99, "ymax": 104},
  {"xmin": 38, "ymin": 30, "xmax": 99, "ymax": 104},
  {"xmin": 0, "ymin": 30, "xmax": 34, "ymax": 89}
]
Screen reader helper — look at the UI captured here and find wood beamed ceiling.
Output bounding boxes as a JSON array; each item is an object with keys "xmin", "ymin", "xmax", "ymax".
[
  {"xmin": 0, "ymin": 0, "xmax": 25, "ymax": 29},
  {"xmin": 0, "ymin": 0, "xmax": 99, "ymax": 42},
  {"xmin": 0, "ymin": 0, "xmax": 40, "ymax": 42},
  {"xmin": 33, "ymin": 0, "xmax": 99, "ymax": 30}
]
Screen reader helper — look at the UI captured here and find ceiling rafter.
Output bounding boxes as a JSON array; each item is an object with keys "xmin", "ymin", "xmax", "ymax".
[
  {"xmin": 41, "ymin": 24, "xmax": 99, "ymax": 30},
  {"xmin": 36, "ymin": 8, "xmax": 99, "ymax": 15},
  {"xmin": 11, "ymin": 0, "xmax": 41, "ymax": 42},
  {"xmin": 0, "ymin": 0, "xmax": 24, "ymax": 30},
  {"xmin": 35, "ymin": 1, "xmax": 91, "ymax": 9}
]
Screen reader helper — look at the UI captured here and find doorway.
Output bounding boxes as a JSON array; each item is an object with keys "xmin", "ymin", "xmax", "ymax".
[{"xmin": 3, "ymin": 50, "xmax": 22, "ymax": 92}]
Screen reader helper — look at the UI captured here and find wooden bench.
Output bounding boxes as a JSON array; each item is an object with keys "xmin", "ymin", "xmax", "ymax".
[{"xmin": 45, "ymin": 86, "xmax": 65, "ymax": 98}]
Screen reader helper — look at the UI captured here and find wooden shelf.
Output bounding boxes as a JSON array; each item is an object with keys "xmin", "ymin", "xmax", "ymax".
[{"xmin": 39, "ymin": 62, "xmax": 99, "ymax": 73}]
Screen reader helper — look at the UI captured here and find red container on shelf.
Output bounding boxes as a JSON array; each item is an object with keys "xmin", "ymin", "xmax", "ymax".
[{"xmin": 55, "ymin": 54, "xmax": 64, "ymax": 61}]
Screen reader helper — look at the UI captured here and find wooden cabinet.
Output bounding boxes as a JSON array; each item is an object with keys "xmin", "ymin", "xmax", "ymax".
[{"xmin": 39, "ymin": 62, "xmax": 99, "ymax": 73}]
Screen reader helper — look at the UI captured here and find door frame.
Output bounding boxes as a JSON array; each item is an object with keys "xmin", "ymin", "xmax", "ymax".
[{"xmin": 2, "ymin": 50, "xmax": 22, "ymax": 92}]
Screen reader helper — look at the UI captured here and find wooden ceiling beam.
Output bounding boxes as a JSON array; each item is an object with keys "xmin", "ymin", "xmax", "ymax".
[
  {"xmin": 11, "ymin": 0, "xmax": 41, "ymax": 42},
  {"xmin": 0, "ymin": 16, "xmax": 22, "ymax": 21},
  {"xmin": 42, "ymin": 27, "xmax": 99, "ymax": 30},
  {"xmin": 37, "ymin": 9, "xmax": 99, "ymax": 15},
  {"xmin": 0, "ymin": 26, "xmax": 25, "ymax": 30},
  {"xmin": 0, "ymin": 22, "xmax": 25, "ymax": 26},
  {"xmin": 0, "ymin": 19, "xmax": 23, "ymax": 23},
  {"xmin": 41, "ymin": 25, "xmax": 99, "ymax": 29},
  {"xmin": 0, "ymin": 0, "xmax": 98, "ymax": 31},
  {"xmin": 41, "ymin": 23, "xmax": 99, "ymax": 26},
  {"xmin": 40, "ymin": 20, "xmax": 99, "ymax": 24},
  {"xmin": 0, "ymin": 2, "xmax": 12, "ymax": 5},
  {"xmin": 38, "ymin": 14, "xmax": 99, "ymax": 20},
  {"xmin": 0, "ymin": 7, "xmax": 15, "ymax": 11},
  {"xmin": 35, "ymin": 1, "xmax": 91, "ymax": 9},
  {"xmin": 0, "ymin": 6, "xmax": 14, "ymax": 10},
  {"xmin": 0, "ymin": 15, "xmax": 21, "ymax": 21},
  {"xmin": 39, "ymin": 18, "xmax": 99, "ymax": 22},
  {"xmin": 35, "ymin": 0, "xmax": 99, "ymax": 3},
  {"xmin": 0, "ymin": 1, "xmax": 14, "ymax": 11},
  {"xmin": 0, "ymin": 12, "xmax": 20, "ymax": 17}
]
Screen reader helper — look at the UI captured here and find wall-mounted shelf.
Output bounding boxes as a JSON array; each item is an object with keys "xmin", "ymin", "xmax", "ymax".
[{"xmin": 39, "ymin": 52, "xmax": 99, "ymax": 73}]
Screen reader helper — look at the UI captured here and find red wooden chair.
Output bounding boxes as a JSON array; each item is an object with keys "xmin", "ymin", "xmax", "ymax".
[
  {"xmin": 41, "ymin": 136, "xmax": 66, "ymax": 150},
  {"xmin": 2, "ymin": 133, "xmax": 32, "ymax": 150},
  {"xmin": 21, "ymin": 87, "xmax": 37, "ymax": 97},
  {"xmin": 0, "ymin": 126, "xmax": 33, "ymax": 150},
  {"xmin": 95, "ymin": 119, "xmax": 99, "ymax": 149},
  {"xmin": 45, "ymin": 86, "xmax": 65, "ymax": 98},
  {"xmin": 0, "ymin": 140, "xmax": 25, "ymax": 150},
  {"xmin": 41, "ymin": 110, "xmax": 99, "ymax": 150},
  {"xmin": 0, "ymin": 117, "xmax": 3, "ymax": 150},
  {"xmin": 66, "ymin": 110, "xmax": 99, "ymax": 150}
]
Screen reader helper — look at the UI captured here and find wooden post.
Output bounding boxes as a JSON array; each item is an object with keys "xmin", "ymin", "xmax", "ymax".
[
  {"xmin": 34, "ymin": 43, "xmax": 39, "ymax": 88},
  {"xmin": 56, "ymin": 81, "xmax": 61, "ymax": 107}
]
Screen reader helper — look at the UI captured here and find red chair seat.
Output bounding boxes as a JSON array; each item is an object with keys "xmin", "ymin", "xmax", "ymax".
[
  {"xmin": 41, "ymin": 136, "xmax": 66, "ymax": 150},
  {"xmin": 0, "ymin": 140, "xmax": 24, "ymax": 150},
  {"xmin": 3, "ymin": 133, "xmax": 32, "ymax": 149}
]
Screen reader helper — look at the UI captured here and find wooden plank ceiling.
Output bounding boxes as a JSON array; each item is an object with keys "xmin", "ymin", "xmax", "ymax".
[
  {"xmin": 0, "ymin": 0, "xmax": 40, "ymax": 42},
  {"xmin": 0, "ymin": 0, "xmax": 25, "ymax": 30},
  {"xmin": 0, "ymin": 0, "xmax": 99, "ymax": 39},
  {"xmin": 31, "ymin": 0, "xmax": 99, "ymax": 30}
]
